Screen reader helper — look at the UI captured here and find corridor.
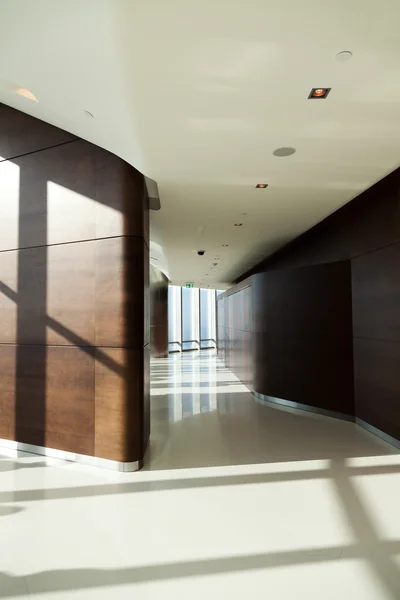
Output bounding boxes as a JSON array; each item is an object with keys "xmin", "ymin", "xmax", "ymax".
[{"xmin": 0, "ymin": 351, "xmax": 399, "ymax": 599}]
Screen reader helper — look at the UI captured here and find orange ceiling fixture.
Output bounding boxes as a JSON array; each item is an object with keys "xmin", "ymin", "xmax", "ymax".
[
  {"xmin": 308, "ymin": 87, "xmax": 331, "ymax": 99},
  {"xmin": 255, "ymin": 183, "xmax": 268, "ymax": 189}
]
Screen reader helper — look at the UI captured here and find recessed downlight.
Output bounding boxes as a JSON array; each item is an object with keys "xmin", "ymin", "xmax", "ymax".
[
  {"xmin": 83, "ymin": 110, "xmax": 94, "ymax": 118},
  {"xmin": 308, "ymin": 87, "xmax": 331, "ymax": 99},
  {"xmin": 222, "ymin": 244, "xmax": 229, "ymax": 247},
  {"xmin": 273, "ymin": 147, "xmax": 296, "ymax": 157},
  {"xmin": 234, "ymin": 223, "xmax": 243, "ymax": 227},
  {"xmin": 16, "ymin": 88, "xmax": 38, "ymax": 102},
  {"xmin": 255, "ymin": 183, "xmax": 268, "ymax": 189}
]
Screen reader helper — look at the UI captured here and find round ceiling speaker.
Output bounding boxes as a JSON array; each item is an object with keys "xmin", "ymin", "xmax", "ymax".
[{"xmin": 273, "ymin": 147, "xmax": 296, "ymax": 157}]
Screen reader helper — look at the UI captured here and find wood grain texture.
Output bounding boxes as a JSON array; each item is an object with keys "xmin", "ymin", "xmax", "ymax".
[
  {"xmin": 352, "ymin": 241, "xmax": 400, "ymax": 342},
  {"xmin": 0, "ymin": 344, "xmax": 94, "ymax": 454},
  {"xmin": 354, "ymin": 338, "xmax": 400, "ymax": 440},
  {"xmin": 0, "ymin": 345, "xmax": 16, "ymax": 440},
  {"xmin": 142, "ymin": 343, "xmax": 151, "ymax": 455},
  {"xmin": 0, "ymin": 103, "xmax": 76, "ymax": 162},
  {"xmin": 219, "ymin": 262, "xmax": 355, "ymax": 416},
  {"xmin": 47, "ymin": 241, "xmax": 95, "ymax": 345},
  {"xmin": 0, "ymin": 252, "xmax": 18, "ymax": 343},
  {"xmin": 95, "ymin": 237, "xmax": 148, "ymax": 349},
  {"xmin": 0, "ymin": 102, "xmax": 150, "ymax": 463},
  {"xmin": 94, "ymin": 145, "xmax": 149, "ymax": 243},
  {"xmin": 0, "ymin": 238, "xmax": 149, "ymax": 349},
  {"xmin": 252, "ymin": 262, "xmax": 353, "ymax": 337},
  {"xmin": 94, "ymin": 347, "xmax": 147, "ymax": 462},
  {"xmin": 231, "ymin": 161, "xmax": 400, "ymax": 441},
  {"xmin": 252, "ymin": 261, "xmax": 354, "ymax": 416},
  {"xmin": 0, "ymin": 138, "xmax": 149, "ymax": 252},
  {"xmin": 150, "ymin": 265, "xmax": 169, "ymax": 357}
]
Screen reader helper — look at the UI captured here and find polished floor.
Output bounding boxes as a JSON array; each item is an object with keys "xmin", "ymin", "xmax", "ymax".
[{"xmin": 0, "ymin": 351, "xmax": 399, "ymax": 599}]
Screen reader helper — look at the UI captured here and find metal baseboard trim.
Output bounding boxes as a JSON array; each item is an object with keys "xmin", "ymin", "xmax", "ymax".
[
  {"xmin": 253, "ymin": 392, "xmax": 354, "ymax": 423},
  {"xmin": 0, "ymin": 438, "xmax": 143, "ymax": 472},
  {"xmin": 355, "ymin": 418, "xmax": 400, "ymax": 450},
  {"xmin": 253, "ymin": 392, "xmax": 399, "ymax": 450}
]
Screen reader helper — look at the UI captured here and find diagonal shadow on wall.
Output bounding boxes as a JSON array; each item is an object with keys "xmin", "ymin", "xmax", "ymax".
[{"xmin": 0, "ymin": 123, "xmax": 149, "ymax": 459}]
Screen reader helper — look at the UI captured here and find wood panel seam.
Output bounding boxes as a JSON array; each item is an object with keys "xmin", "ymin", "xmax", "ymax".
[
  {"xmin": 0, "ymin": 234, "xmax": 149, "ymax": 255},
  {"xmin": 0, "ymin": 138, "xmax": 79, "ymax": 164}
]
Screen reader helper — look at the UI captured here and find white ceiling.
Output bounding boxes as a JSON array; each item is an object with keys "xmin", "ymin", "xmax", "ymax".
[{"xmin": 1, "ymin": 0, "xmax": 400, "ymax": 289}]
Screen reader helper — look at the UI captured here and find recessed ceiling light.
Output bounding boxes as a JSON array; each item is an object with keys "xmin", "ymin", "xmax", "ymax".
[
  {"xmin": 234, "ymin": 223, "xmax": 243, "ymax": 227},
  {"xmin": 273, "ymin": 147, "xmax": 296, "ymax": 157},
  {"xmin": 83, "ymin": 110, "xmax": 94, "ymax": 118},
  {"xmin": 255, "ymin": 184, "xmax": 268, "ymax": 189},
  {"xmin": 336, "ymin": 51, "xmax": 352, "ymax": 62},
  {"xmin": 222, "ymin": 244, "xmax": 229, "ymax": 247},
  {"xmin": 308, "ymin": 87, "xmax": 331, "ymax": 99},
  {"xmin": 16, "ymin": 88, "xmax": 38, "ymax": 102}
]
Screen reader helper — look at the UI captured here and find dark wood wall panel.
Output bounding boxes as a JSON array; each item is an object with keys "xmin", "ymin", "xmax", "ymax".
[
  {"xmin": 0, "ymin": 102, "xmax": 150, "ymax": 465},
  {"xmin": 95, "ymin": 237, "xmax": 147, "ymax": 349},
  {"xmin": 0, "ymin": 238, "xmax": 148, "ymax": 349},
  {"xmin": 252, "ymin": 262, "xmax": 353, "ymax": 337},
  {"xmin": 217, "ymin": 285, "xmax": 253, "ymax": 389},
  {"xmin": 0, "ymin": 104, "xmax": 77, "ymax": 162},
  {"xmin": 0, "ymin": 344, "xmax": 94, "ymax": 454},
  {"xmin": 219, "ymin": 263, "xmax": 354, "ymax": 416},
  {"xmin": 0, "ymin": 138, "xmax": 148, "ymax": 253},
  {"xmin": 352, "ymin": 242, "xmax": 400, "ymax": 342},
  {"xmin": 150, "ymin": 265, "xmax": 169, "ymax": 358},
  {"xmin": 239, "ymin": 166, "xmax": 400, "ymax": 276},
  {"xmin": 229, "ymin": 146, "xmax": 400, "ymax": 442},
  {"xmin": 0, "ymin": 345, "xmax": 16, "ymax": 440},
  {"xmin": 142, "ymin": 343, "xmax": 151, "ymax": 454},
  {"xmin": 95, "ymin": 347, "xmax": 140, "ymax": 462},
  {"xmin": 352, "ymin": 241, "xmax": 400, "ymax": 440},
  {"xmin": 353, "ymin": 338, "xmax": 400, "ymax": 440},
  {"xmin": 94, "ymin": 343, "xmax": 150, "ymax": 462},
  {"xmin": 251, "ymin": 262, "xmax": 354, "ymax": 415}
]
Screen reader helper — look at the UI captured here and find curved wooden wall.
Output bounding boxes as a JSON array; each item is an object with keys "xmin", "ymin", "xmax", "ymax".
[
  {"xmin": 219, "ymin": 165, "xmax": 400, "ymax": 444},
  {"xmin": 0, "ymin": 103, "xmax": 150, "ymax": 464},
  {"xmin": 150, "ymin": 265, "xmax": 169, "ymax": 358}
]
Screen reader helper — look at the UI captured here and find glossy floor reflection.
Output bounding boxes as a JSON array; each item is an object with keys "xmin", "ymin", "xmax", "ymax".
[
  {"xmin": 0, "ymin": 351, "xmax": 399, "ymax": 599},
  {"xmin": 147, "ymin": 351, "xmax": 397, "ymax": 470}
]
